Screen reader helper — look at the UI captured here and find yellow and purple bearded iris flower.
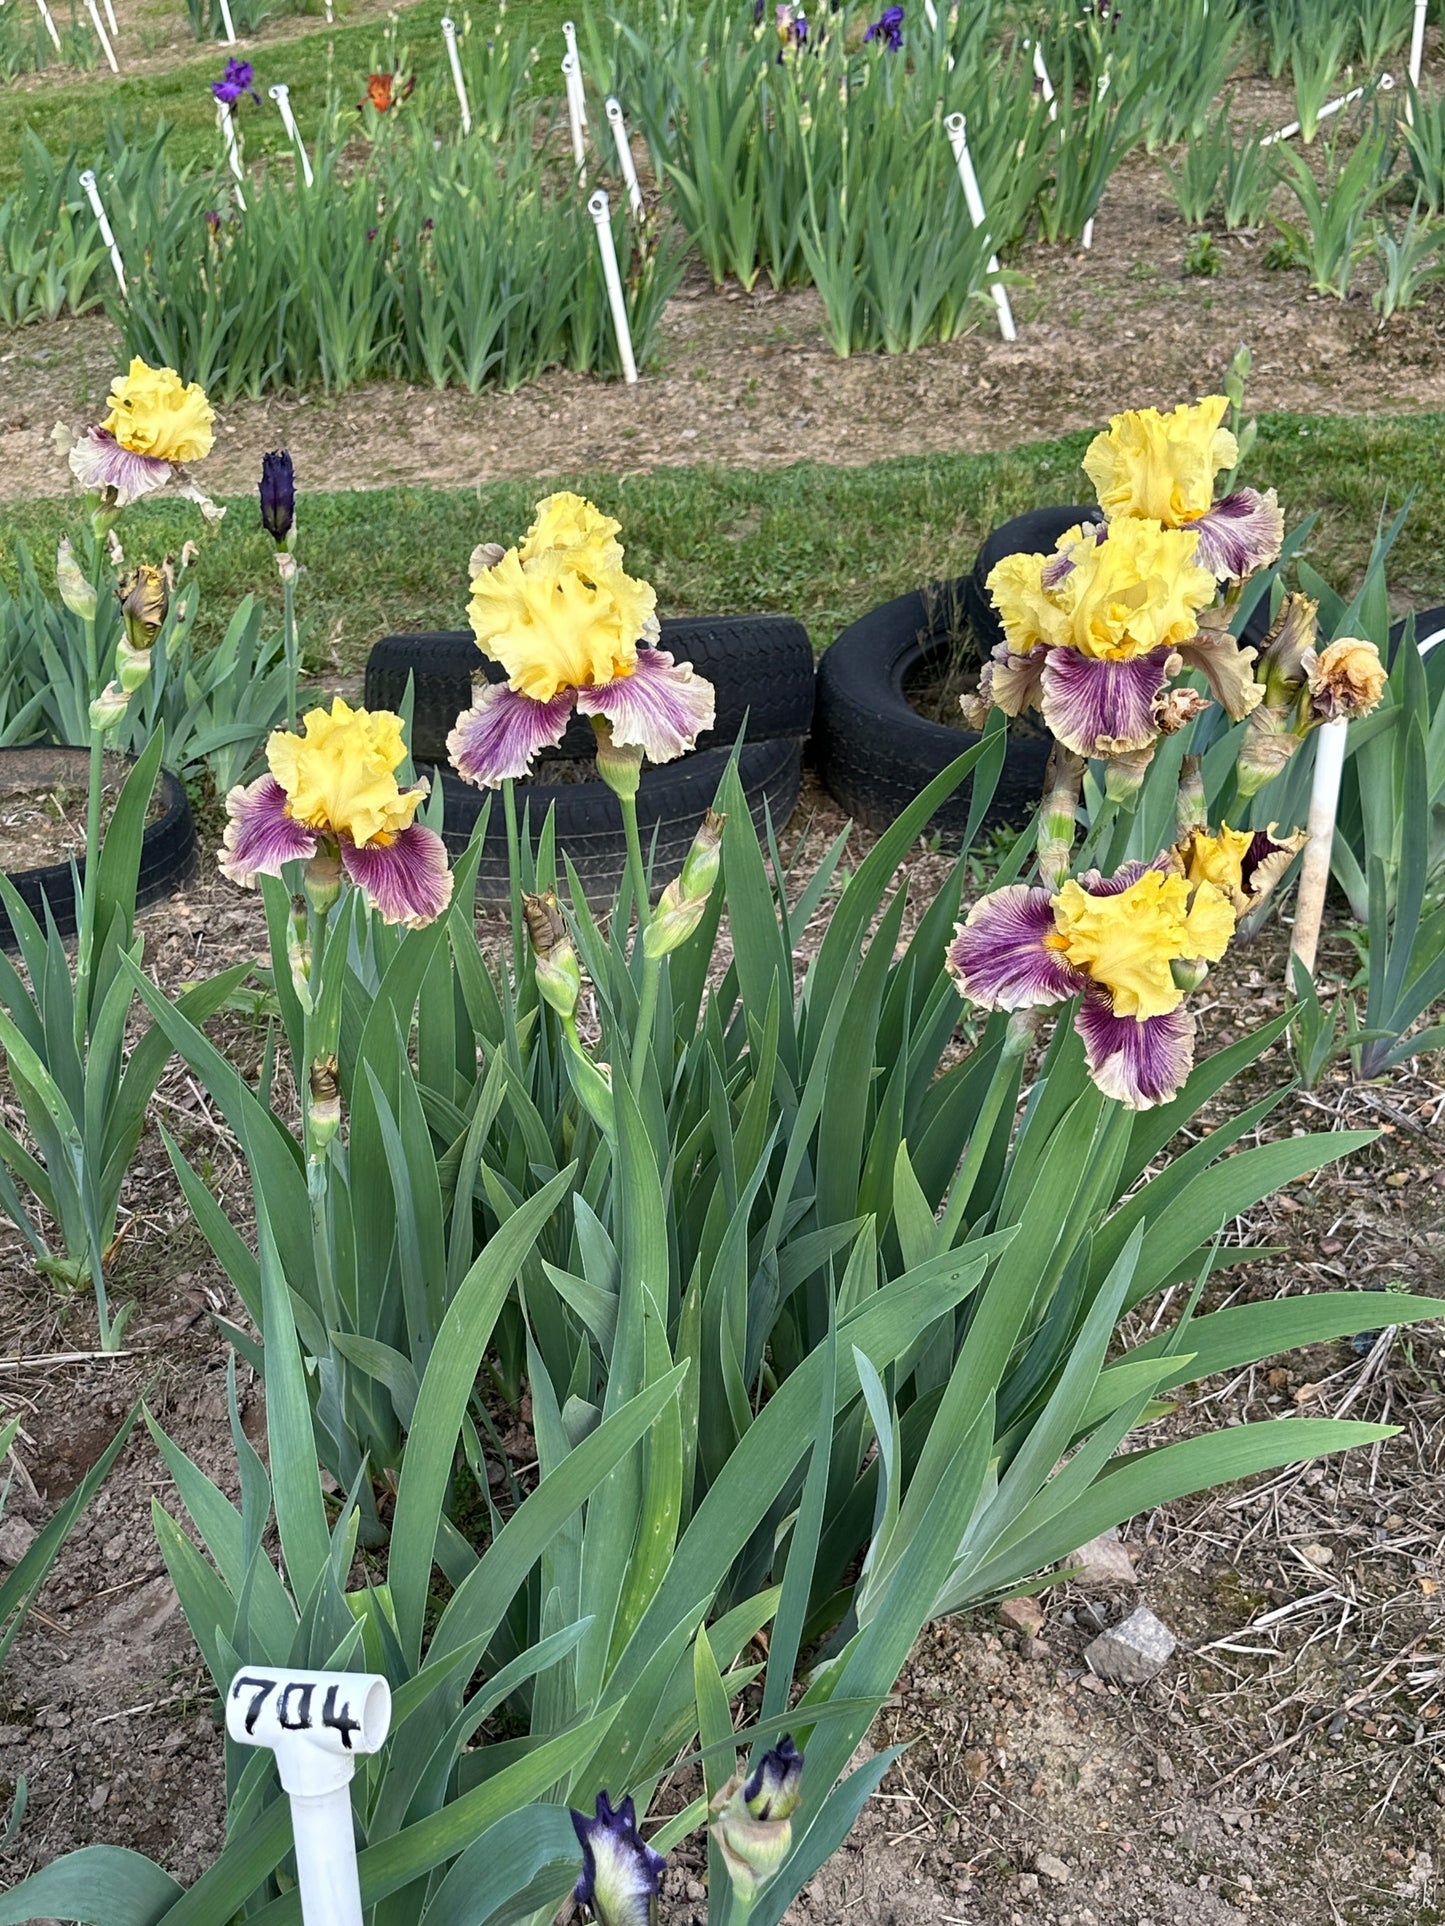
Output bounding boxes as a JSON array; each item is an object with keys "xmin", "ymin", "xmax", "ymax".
[
  {"xmin": 447, "ymin": 493, "xmax": 715, "ymax": 789},
  {"xmin": 221, "ymin": 699, "xmax": 452, "ymax": 928},
  {"xmin": 67, "ymin": 356, "xmax": 221, "ymax": 520},
  {"xmin": 570, "ymin": 1792, "xmax": 666, "ymax": 1926},
  {"xmin": 1173, "ymin": 820, "xmax": 1306, "ymax": 916},
  {"xmin": 946, "ymin": 860, "xmax": 1236, "ymax": 1109},
  {"xmin": 1082, "ymin": 395, "xmax": 1285, "ymax": 584},
  {"xmin": 973, "ymin": 516, "xmax": 1253, "ymax": 765}
]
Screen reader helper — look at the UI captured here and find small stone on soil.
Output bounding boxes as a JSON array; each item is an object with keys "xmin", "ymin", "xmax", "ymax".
[
  {"xmin": 0, "ymin": 1517, "xmax": 39, "ymax": 1566},
  {"xmin": 1066, "ymin": 1527, "xmax": 1138, "ymax": 1587},
  {"xmin": 999, "ymin": 1595, "xmax": 1045, "ymax": 1636},
  {"xmin": 1035, "ymin": 1852, "xmax": 1071, "ymax": 1885},
  {"xmin": 1084, "ymin": 1606, "xmax": 1177, "ymax": 1684}
]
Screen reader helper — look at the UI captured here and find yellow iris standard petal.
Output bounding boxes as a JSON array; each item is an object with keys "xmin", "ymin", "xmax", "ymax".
[
  {"xmin": 983, "ymin": 551, "xmax": 1070, "ymax": 654},
  {"xmin": 1083, "ymin": 395, "xmax": 1237, "ymax": 528},
  {"xmin": 1052, "ymin": 869, "xmax": 1235, "ymax": 1020},
  {"xmin": 267, "ymin": 698, "xmax": 421, "ymax": 848},
  {"xmin": 469, "ymin": 548, "xmax": 656, "ymax": 703},
  {"xmin": 1055, "ymin": 518, "xmax": 1217, "ymax": 661},
  {"xmin": 1180, "ymin": 823, "xmax": 1253, "ymax": 899},
  {"xmin": 101, "ymin": 357, "xmax": 215, "ymax": 465},
  {"xmin": 519, "ymin": 491, "xmax": 625, "ymax": 575}
]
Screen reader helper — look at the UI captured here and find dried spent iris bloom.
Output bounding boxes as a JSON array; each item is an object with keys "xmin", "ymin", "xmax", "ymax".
[
  {"xmin": 448, "ymin": 492, "xmax": 714, "ymax": 789},
  {"xmin": 1235, "ymin": 596, "xmax": 1387, "ymax": 798},
  {"xmin": 570, "ymin": 1792, "xmax": 665, "ymax": 1926}
]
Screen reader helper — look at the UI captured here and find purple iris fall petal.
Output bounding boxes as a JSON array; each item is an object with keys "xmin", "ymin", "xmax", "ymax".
[
  {"xmin": 68, "ymin": 426, "xmax": 173, "ymax": 506},
  {"xmin": 212, "ymin": 56, "xmax": 259, "ymax": 105},
  {"xmin": 864, "ymin": 4, "xmax": 904, "ymax": 48},
  {"xmin": 1073, "ymin": 995, "xmax": 1196, "ymax": 1110},
  {"xmin": 1190, "ymin": 487, "xmax": 1285, "ymax": 582},
  {"xmin": 447, "ymin": 683, "xmax": 576, "ymax": 788},
  {"xmin": 259, "ymin": 448, "xmax": 295, "ymax": 545},
  {"xmin": 574, "ymin": 649, "xmax": 716, "ymax": 764},
  {"xmin": 946, "ymin": 884, "xmax": 1083, "ymax": 1010},
  {"xmin": 219, "ymin": 775, "xmax": 318, "ymax": 887},
  {"xmin": 1039, "ymin": 647, "xmax": 1171, "ymax": 757},
  {"xmin": 340, "ymin": 822, "xmax": 453, "ymax": 928},
  {"xmin": 571, "ymin": 1792, "xmax": 666, "ymax": 1926}
]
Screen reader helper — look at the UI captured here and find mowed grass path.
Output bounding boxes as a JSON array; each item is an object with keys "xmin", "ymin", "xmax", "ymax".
[
  {"xmin": 1, "ymin": 0, "xmax": 576, "ymax": 183},
  {"xmin": 2, "ymin": 411, "xmax": 1442, "ymax": 669}
]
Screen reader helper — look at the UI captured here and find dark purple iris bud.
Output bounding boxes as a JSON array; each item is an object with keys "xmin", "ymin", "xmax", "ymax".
[
  {"xmin": 259, "ymin": 449, "xmax": 295, "ymax": 547},
  {"xmin": 744, "ymin": 1735, "xmax": 804, "ymax": 1821},
  {"xmin": 570, "ymin": 1792, "xmax": 666, "ymax": 1926},
  {"xmin": 205, "ymin": 208, "xmax": 223, "ymax": 235},
  {"xmin": 211, "ymin": 57, "xmax": 260, "ymax": 106},
  {"xmin": 366, "ymin": 226, "xmax": 379, "ymax": 242},
  {"xmin": 864, "ymin": 1, "xmax": 904, "ymax": 45}
]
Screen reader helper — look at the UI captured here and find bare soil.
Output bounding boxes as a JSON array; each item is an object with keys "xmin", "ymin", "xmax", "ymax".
[
  {"xmin": 0, "ymin": 774, "xmax": 1440, "ymax": 1924},
  {"xmin": 0, "ymin": 767, "xmax": 164, "ymax": 871},
  {"xmin": 8, "ymin": 65, "xmax": 1445, "ymax": 505}
]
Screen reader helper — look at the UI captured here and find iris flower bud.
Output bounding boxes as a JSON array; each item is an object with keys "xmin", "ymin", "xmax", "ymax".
[
  {"xmin": 570, "ymin": 1791, "xmax": 665, "ymax": 1926},
  {"xmin": 643, "ymin": 811, "xmax": 726, "ymax": 960},
  {"xmin": 56, "ymin": 537, "xmax": 97, "ymax": 621},
  {"xmin": 523, "ymin": 890, "xmax": 582, "ymax": 1019},
  {"xmin": 259, "ymin": 449, "xmax": 296, "ymax": 548},
  {"xmin": 88, "ymin": 682, "xmax": 130, "ymax": 733},
  {"xmin": 594, "ymin": 725, "xmax": 643, "ymax": 801},
  {"xmin": 709, "ymin": 1736, "xmax": 804, "ymax": 1909},
  {"xmin": 308, "ymin": 1055, "xmax": 341, "ymax": 1148},
  {"xmin": 304, "ymin": 850, "xmax": 343, "ymax": 914}
]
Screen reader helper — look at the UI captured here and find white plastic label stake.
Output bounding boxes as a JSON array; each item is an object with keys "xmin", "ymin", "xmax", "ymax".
[
  {"xmin": 1261, "ymin": 75, "xmax": 1393, "ymax": 146},
  {"xmin": 1407, "ymin": 0, "xmax": 1427, "ymax": 120},
  {"xmin": 921, "ymin": 0, "xmax": 937, "ymax": 26},
  {"xmin": 1031, "ymin": 40, "xmax": 1057, "ymax": 119},
  {"xmin": 269, "ymin": 83, "xmax": 314, "ymax": 185},
  {"xmin": 562, "ymin": 51, "xmax": 586, "ymax": 177},
  {"xmin": 440, "ymin": 17, "xmax": 472, "ymax": 134},
  {"xmin": 100, "ymin": 0, "xmax": 116, "ymax": 33},
  {"xmin": 82, "ymin": 0, "xmax": 118, "ymax": 70},
  {"xmin": 216, "ymin": 0, "xmax": 236, "ymax": 40},
  {"xmin": 588, "ymin": 189, "xmax": 637, "ymax": 383},
  {"xmin": 1289, "ymin": 718, "xmax": 1349, "ymax": 982},
  {"xmin": 217, "ymin": 98, "xmax": 247, "ymax": 208},
  {"xmin": 227, "ymin": 1669, "xmax": 391, "ymax": 1926},
  {"xmin": 33, "ymin": 0, "xmax": 62, "ymax": 51},
  {"xmin": 77, "ymin": 169, "xmax": 126, "ymax": 297},
  {"xmin": 943, "ymin": 113, "xmax": 1016, "ymax": 343},
  {"xmin": 604, "ymin": 97, "xmax": 643, "ymax": 215}
]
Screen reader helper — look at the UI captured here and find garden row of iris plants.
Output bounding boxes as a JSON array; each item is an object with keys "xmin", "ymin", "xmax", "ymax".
[
  {"xmin": 5, "ymin": 0, "xmax": 1445, "ymax": 381},
  {"xmin": 1, "ymin": 345, "xmax": 1444, "ymax": 1920}
]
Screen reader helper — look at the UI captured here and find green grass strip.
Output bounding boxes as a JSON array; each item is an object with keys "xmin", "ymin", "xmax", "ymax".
[{"xmin": 2, "ymin": 410, "xmax": 1441, "ymax": 670}]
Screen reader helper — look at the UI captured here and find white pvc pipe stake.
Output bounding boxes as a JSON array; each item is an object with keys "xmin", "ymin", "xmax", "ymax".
[
  {"xmin": 561, "ymin": 14, "xmax": 585, "ymax": 114},
  {"xmin": 216, "ymin": 0, "xmax": 236, "ymax": 41},
  {"xmin": 100, "ymin": 0, "xmax": 116, "ymax": 32},
  {"xmin": 33, "ymin": 0, "xmax": 62, "ymax": 52},
  {"xmin": 82, "ymin": 0, "xmax": 117, "ymax": 70},
  {"xmin": 604, "ymin": 97, "xmax": 643, "ymax": 215},
  {"xmin": 440, "ymin": 17, "xmax": 472, "ymax": 135},
  {"xmin": 1030, "ymin": 39, "xmax": 1057, "ymax": 119},
  {"xmin": 943, "ymin": 113, "xmax": 1017, "ymax": 342},
  {"xmin": 226, "ymin": 1669, "xmax": 390, "ymax": 1926},
  {"xmin": 922, "ymin": 0, "xmax": 937, "ymax": 25},
  {"xmin": 269, "ymin": 83, "xmax": 314, "ymax": 185},
  {"xmin": 217, "ymin": 98, "xmax": 247, "ymax": 208},
  {"xmin": 77, "ymin": 169, "xmax": 127, "ymax": 297},
  {"xmin": 1080, "ymin": 65, "xmax": 1111, "ymax": 249},
  {"xmin": 1261, "ymin": 74, "xmax": 1394, "ymax": 146},
  {"xmin": 1289, "ymin": 717, "xmax": 1349, "ymax": 982},
  {"xmin": 562, "ymin": 51, "xmax": 587, "ymax": 177},
  {"xmin": 1407, "ymin": 0, "xmax": 1428, "ymax": 122},
  {"xmin": 588, "ymin": 189, "xmax": 637, "ymax": 383}
]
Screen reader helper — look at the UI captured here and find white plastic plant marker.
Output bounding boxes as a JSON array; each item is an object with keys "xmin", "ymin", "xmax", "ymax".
[
  {"xmin": 604, "ymin": 97, "xmax": 643, "ymax": 215},
  {"xmin": 100, "ymin": 0, "xmax": 116, "ymax": 35},
  {"xmin": 82, "ymin": 0, "xmax": 118, "ymax": 71},
  {"xmin": 943, "ymin": 113, "xmax": 1016, "ymax": 342},
  {"xmin": 217, "ymin": 98, "xmax": 247, "ymax": 208},
  {"xmin": 77, "ymin": 169, "xmax": 127, "ymax": 297},
  {"xmin": 1081, "ymin": 66, "xmax": 1110, "ymax": 248},
  {"xmin": 1030, "ymin": 39, "xmax": 1057, "ymax": 119},
  {"xmin": 440, "ymin": 17, "xmax": 472, "ymax": 135},
  {"xmin": 562, "ymin": 51, "xmax": 587, "ymax": 177},
  {"xmin": 1261, "ymin": 75, "xmax": 1393, "ymax": 146},
  {"xmin": 588, "ymin": 189, "xmax": 637, "ymax": 383},
  {"xmin": 1407, "ymin": 0, "xmax": 1428, "ymax": 121},
  {"xmin": 216, "ymin": 0, "xmax": 236, "ymax": 41},
  {"xmin": 226, "ymin": 1668, "xmax": 391, "ymax": 1926},
  {"xmin": 269, "ymin": 83, "xmax": 314, "ymax": 186},
  {"xmin": 33, "ymin": 0, "xmax": 62, "ymax": 52},
  {"xmin": 1289, "ymin": 717, "xmax": 1349, "ymax": 981},
  {"xmin": 922, "ymin": 0, "xmax": 936, "ymax": 26}
]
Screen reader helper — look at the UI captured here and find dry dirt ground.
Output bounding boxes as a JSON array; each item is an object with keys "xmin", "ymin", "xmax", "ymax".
[
  {"xmin": 0, "ymin": 773, "xmax": 1440, "ymax": 1925},
  {"xmin": 7, "ymin": 66, "xmax": 1445, "ymax": 504}
]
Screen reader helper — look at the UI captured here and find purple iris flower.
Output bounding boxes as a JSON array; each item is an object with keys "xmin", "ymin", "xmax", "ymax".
[
  {"xmin": 212, "ymin": 57, "xmax": 260, "ymax": 106},
  {"xmin": 864, "ymin": 2, "xmax": 904, "ymax": 46}
]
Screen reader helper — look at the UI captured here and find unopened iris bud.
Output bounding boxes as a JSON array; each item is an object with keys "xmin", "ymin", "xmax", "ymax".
[
  {"xmin": 286, "ymin": 897, "xmax": 314, "ymax": 1011},
  {"xmin": 564, "ymin": 1038, "xmax": 615, "ymax": 1135},
  {"xmin": 594, "ymin": 725, "xmax": 642, "ymax": 801},
  {"xmin": 118, "ymin": 563, "xmax": 168, "ymax": 651},
  {"xmin": 259, "ymin": 448, "xmax": 296, "ymax": 548},
  {"xmin": 570, "ymin": 1791, "xmax": 665, "ymax": 1926},
  {"xmin": 524, "ymin": 891, "xmax": 582, "ymax": 1019},
  {"xmin": 643, "ymin": 811, "xmax": 726, "ymax": 959},
  {"xmin": 678, "ymin": 808, "xmax": 725, "ymax": 900},
  {"xmin": 710, "ymin": 1736, "xmax": 804, "ymax": 1908},
  {"xmin": 56, "ymin": 537, "xmax": 96, "ymax": 621},
  {"xmin": 304, "ymin": 850, "xmax": 343, "ymax": 914},
  {"xmin": 88, "ymin": 681, "xmax": 130, "ymax": 733},
  {"xmin": 116, "ymin": 634, "xmax": 152, "ymax": 693},
  {"xmin": 308, "ymin": 1055, "xmax": 341, "ymax": 1148}
]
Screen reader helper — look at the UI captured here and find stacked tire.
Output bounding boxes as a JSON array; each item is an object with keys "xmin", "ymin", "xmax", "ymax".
[{"xmin": 365, "ymin": 616, "xmax": 815, "ymax": 897}]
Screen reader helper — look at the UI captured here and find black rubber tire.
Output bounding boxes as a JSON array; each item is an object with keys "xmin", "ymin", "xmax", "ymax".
[
  {"xmin": 0, "ymin": 745, "xmax": 197, "ymax": 951},
  {"xmin": 366, "ymin": 616, "xmax": 816, "ymax": 766},
  {"xmin": 967, "ymin": 503, "xmax": 1275, "ymax": 655},
  {"xmin": 813, "ymin": 580, "xmax": 1052, "ymax": 840},
  {"xmin": 431, "ymin": 735, "xmax": 803, "ymax": 898}
]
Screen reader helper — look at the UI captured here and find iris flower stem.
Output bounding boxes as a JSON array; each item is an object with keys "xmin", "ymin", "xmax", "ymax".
[
  {"xmin": 618, "ymin": 792, "xmax": 652, "ymax": 935},
  {"xmin": 302, "ymin": 900, "xmax": 345, "ymax": 1342},
  {"xmin": 281, "ymin": 565, "xmax": 299, "ymax": 731},
  {"xmin": 73, "ymin": 607, "xmax": 103, "ymax": 1055},
  {"xmin": 630, "ymin": 952, "xmax": 661, "ymax": 1099},
  {"xmin": 502, "ymin": 778, "xmax": 526, "ymax": 981}
]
